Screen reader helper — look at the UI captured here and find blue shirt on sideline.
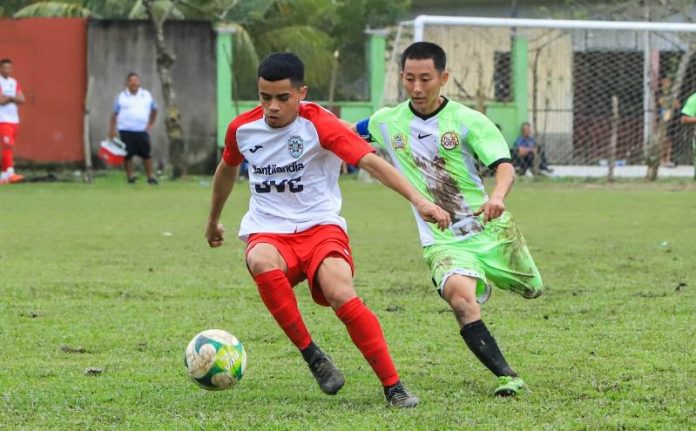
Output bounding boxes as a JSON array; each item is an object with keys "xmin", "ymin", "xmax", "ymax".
[{"xmin": 514, "ymin": 135, "xmax": 536, "ymax": 149}]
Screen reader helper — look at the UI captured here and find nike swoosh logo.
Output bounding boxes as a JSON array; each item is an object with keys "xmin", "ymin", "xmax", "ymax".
[
  {"xmin": 249, "ymin": 145, "xmax": 263, "ymax": 153},
  {"xmin": 418, "ymin": 133, "xmax": 432, "ymax": 139}
]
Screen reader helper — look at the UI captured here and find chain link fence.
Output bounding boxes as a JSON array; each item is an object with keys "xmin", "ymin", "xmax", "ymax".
[{"xmin": 387, "ymin": 18, "xmax": 696, "ymax": 176}]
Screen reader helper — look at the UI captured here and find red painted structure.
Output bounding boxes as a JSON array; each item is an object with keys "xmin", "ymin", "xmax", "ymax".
[{"xmin": 0, "ymin": 18, "xmax": 86, "ymax": 163}]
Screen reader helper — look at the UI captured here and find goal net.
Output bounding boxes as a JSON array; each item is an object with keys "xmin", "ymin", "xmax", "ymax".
[{"xmin": 386, "ymin": 16, "xmax": 696, "ymax": 176}]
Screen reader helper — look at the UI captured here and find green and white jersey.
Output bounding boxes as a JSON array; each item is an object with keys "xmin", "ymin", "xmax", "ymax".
[
  {"xmin": 365, "ymin": 98, "xmax": 511, "ymax": 246},
  {"xmin": 682, "ymin": 92, "xmax": 696, "ymax": 117}
]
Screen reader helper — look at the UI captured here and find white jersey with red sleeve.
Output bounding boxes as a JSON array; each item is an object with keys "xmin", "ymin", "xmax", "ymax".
[
  {"xmin": 222, "ymin": 102, "xmax": 374, "ymax": 240},
  {"xmin": 0, "ymin": 76, "xmax": 21, "ymax": 124}
]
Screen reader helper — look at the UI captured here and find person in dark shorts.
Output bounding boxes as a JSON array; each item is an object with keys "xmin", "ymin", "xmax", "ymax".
[{"xmin": 109, "ymin": 72, "xmax": 158, "ymax": 184}]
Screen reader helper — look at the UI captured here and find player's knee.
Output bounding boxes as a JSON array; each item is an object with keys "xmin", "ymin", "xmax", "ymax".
[
  {"xmin": 444, "ymin": 283, "xmax": 480, "ymax": 316},
  {"xmin": 321, "ymin": 284, "xmax": 356, "ymax": 309},
  {"xmin": 246, "ymin": 258, "xmax": 278, "ymax": 276},
  {"xmin": 449, "ymin": 291, "xmax": 479, "ymax": 316},
  {"xmin": 246, "ymin": 244, "xmax": 285, "ymax": 276},
  {"xmin": 246, "ymin": 253, "xmax": 283, "ymax": 276}
]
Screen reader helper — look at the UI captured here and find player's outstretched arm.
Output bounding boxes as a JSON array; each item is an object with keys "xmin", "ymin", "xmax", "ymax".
[
  {"xmin": 681, "ymin": 115, "xmax": 696, "ymax": 125},
  {"xmin": 474, "ymin": 162, "xmax": 515, "ymax": 222},
  {"xmin": 357, "ymin": 153, "xmax": 451, "ymax": 230},
  {"xmin": 206, "ymin": 160, "xmax": 239, "ymax": 247}
]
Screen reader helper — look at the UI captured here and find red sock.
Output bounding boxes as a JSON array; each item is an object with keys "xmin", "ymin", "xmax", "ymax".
[
  {"xmin": 336, "ymin": 297, "xmax": 399, "ymax": 386},
  {"xmin": 1, "ymin": 143, "xmax": 12, "ymax": 172},
  {"xmin": 254, "ymin": 269, "xmax": 312, "ymax": 350}
]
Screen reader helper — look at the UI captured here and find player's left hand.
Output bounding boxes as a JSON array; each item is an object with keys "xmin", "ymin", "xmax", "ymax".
[
  {"xmin": 474, "ymin": 196, "xmax": 505, "ymax": 223},
  {"xmin": 415, "ymin": 199, "xmax": 451, "ymax": 231}
]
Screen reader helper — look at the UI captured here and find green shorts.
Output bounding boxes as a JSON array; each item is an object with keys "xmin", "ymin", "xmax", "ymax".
[{"xmin": 423, "ymin": 212, "xmax": 543, "ymax": 301}]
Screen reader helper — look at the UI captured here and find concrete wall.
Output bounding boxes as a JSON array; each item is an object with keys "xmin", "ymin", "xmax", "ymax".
[{"xmin": 87, "ymin": 20, "xmax": 217, "ymax": 173}]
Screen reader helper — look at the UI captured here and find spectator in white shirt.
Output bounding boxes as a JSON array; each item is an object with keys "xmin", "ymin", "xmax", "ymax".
[{"xmin": 109, "ymin": 72, "xmax": 158, "ymax": 184}]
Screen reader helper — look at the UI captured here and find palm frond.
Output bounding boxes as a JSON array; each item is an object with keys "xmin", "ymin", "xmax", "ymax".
[
  {"xmin": 177, "ymin": 0, "xmax": 241, "ymax": 20},
  {"xmin": 14, "ymin": 1, "xmax": 97, "ymax": 18},
  {"xmin": 227, "ymin": 23, "xmax": 261, "ymax": 99},
  {"xmin": 85, "ymin": 0, "xmax": 139, "ymax": 18},
  {"xmin": 254, "ymin": 25, "xmax": 335, "ymax": 90},
  {"xmin": 223, "ymin": 0, "xmax": 277, "ymax": 24},
  {"xmin": 128, "ymin": 0, "xmax": 185, "ymax": 20}
]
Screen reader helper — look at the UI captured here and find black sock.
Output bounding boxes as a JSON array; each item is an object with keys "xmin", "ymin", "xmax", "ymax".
[
  {"xmin": 300, "ymin": 341, "xmax": 319, "ymax": 363},
  {"xmin": 460, "ymin": 320, "xmax": 517, "ymax": 377}
]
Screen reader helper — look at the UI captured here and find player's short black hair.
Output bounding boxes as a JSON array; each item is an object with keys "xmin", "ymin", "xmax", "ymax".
[
  {"xmin": 126, "ymin": 72, "xmax": 139, "ymax": 80},
  {"xmin": 400, "ymin": 42, "xmax": 446, "ymax": 72},
  {"xmin": 0, "ymin": 58, "xmax": 12, "ymax": 65},
  {"xmin": 257, "ymin": 52, "xmax": 305, "ymax": 87}
]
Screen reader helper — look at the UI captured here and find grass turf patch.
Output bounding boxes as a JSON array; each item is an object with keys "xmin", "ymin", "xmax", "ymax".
[{"xmin": 1, "ymin": 176, "xmax": 694, "ymax": 430}]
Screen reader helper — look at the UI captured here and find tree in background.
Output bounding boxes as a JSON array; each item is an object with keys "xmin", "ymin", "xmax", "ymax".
[
  {"xmin": 227, "ymin": 0, "xmax": 411, "ymax": 101},
  {"xmin": 331, "ymin": 0, "xmax": 410, "ymax": 101},
  {"xmin": 6, "ymin": 0, "xmax": 410, "ymax": 175}
]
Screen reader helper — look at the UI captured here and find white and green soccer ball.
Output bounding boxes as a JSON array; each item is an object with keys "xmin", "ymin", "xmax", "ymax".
[{"xmin": 184, "ymin": 329, "xmax": 247, "ymax": 391}]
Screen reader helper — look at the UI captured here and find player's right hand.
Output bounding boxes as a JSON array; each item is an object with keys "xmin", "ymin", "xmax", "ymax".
[
  {"xmin": 205, "ymin": 222, "xmax": 225, "ymax": 247},
  {"xmin": 415, "ymin": 200, "xmax": 451, "ymax": 231}
]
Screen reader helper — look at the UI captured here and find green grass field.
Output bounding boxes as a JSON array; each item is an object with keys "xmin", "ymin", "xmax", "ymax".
[{"xmin": 1, "ymin": 176, "xmax": 695, "ymax": 430}]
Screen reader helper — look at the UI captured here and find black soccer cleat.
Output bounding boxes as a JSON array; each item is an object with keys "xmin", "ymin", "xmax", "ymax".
[
  {"xmin": 305, "ymin": 348, "xmax": 345, "ymax": 395},
  {"xmin": 384, "ymin": 381, "xmax": 419, "ymax": 408},
  {"xmin": 148, "ymin": 176, "xmax": 159, "ymax": 185}
]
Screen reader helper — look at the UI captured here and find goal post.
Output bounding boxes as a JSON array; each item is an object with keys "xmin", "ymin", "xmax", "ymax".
[{"xmin": 385, "ymin": 16, "xmax": 696, "ymax": 177}]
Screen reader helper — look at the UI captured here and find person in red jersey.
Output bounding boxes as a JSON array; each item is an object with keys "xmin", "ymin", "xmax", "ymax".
[
  {"xmin": 205, "ymin": 52, "xmax": 450, "ymax": 408},
  {"xmin": 0, "ymin": 58, "xmax": 26, "ymax": 184}
]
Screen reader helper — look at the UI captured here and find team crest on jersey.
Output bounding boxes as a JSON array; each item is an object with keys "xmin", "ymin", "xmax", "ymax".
[
  {"xmin": 287, "ymin": 135, "xmax": 304, "ymax": 158},
  {"xmin": 391, "ymin": 132, "xmax": 407, "ymax": 150},
  {"xmin": 440, "ymin": 131, "xmax": 460, "ymax": 150}
]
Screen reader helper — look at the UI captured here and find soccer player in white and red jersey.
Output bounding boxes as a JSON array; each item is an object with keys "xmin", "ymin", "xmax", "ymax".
[
  {"xmin": 205, "ymin": 52, "xmax": 451, "ymax": 408},
  {"xmin": 0, "ymin": 58, "xmax": 25, "ymax": 184}
]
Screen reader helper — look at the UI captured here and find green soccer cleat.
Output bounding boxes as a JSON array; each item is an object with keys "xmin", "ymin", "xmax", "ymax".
[{"xmin": 494, "ymin": 376, "xmax": 527, "ymax": 397}]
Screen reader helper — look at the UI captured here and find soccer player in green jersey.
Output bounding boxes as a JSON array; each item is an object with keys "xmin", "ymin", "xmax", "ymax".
[
  {"xmin": 681, "ymin": 91, "xmax": 696, "ymax": 177},
  {"xmin": 680, "ymin": 91, "xmax": 696, "ymax": 124},
  {"xmin": 354, "ymin": 41, "xmax": 544, "ymax": 396}
]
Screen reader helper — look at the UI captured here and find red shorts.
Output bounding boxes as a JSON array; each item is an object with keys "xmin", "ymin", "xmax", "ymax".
[
  {"xmin": 246, "ymin": 224, "xmax": 355, "ymax": 307},
  {"xmin": 0, "ymin": 123, "xmax": 18, "ymax": 146}
]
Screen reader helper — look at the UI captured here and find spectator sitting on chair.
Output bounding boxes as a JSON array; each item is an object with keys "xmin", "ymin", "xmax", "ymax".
[{"xmin": 512, "ymin": 122, "xmax": 552, "ymax": 175}]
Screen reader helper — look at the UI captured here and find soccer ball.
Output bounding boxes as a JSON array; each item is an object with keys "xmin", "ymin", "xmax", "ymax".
[{"xmin": 184, "ymin": 329, "xmax": 247, "ymax": 391}]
